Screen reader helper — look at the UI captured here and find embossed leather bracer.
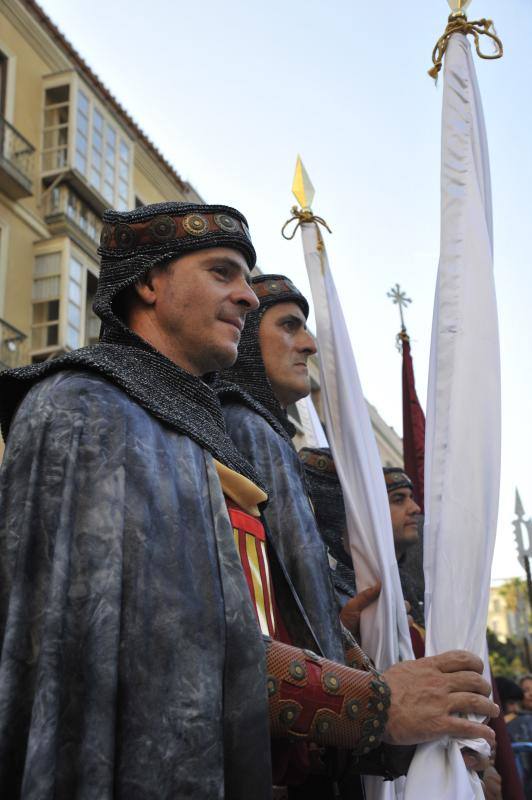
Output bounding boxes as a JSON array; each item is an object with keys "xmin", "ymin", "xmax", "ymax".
[{"xmin": 265, "ymin": 637, "xmax": 390, "ymax": 756}]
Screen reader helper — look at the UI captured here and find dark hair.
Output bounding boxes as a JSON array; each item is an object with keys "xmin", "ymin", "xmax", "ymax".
[{"xmin": 112, "ymin": 257, "xmax": 175, "ymax": 325}]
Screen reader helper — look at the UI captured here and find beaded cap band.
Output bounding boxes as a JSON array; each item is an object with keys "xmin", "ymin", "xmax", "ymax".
[
  {"xmin": 217, "ymin": 274, "xmax": 309, "ymax": 443},
  {"xmin": 299, "ymin": 447, "xmax": 337, "ymax": 476},
  {"xmin": 99, "ymin": 210, "xmax": 252, "ymax": 254},
  {"xmin": 383, "ymin": 468, "xmax": 414, "ymax": 494}
]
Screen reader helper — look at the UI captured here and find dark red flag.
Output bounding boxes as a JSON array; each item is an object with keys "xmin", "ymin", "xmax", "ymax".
[{"xmin": 401, "ymin": 332, "xmax": 425, "ymax": 512}]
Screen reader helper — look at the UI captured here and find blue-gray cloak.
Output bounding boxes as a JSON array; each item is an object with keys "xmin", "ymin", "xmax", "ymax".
[{"xmin": 0, "ymin": 371, "xmax": 272, "ymax": 800}]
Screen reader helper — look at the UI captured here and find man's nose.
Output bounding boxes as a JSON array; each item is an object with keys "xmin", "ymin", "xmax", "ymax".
[
  {"xmin": 235, "ymin": 280, "xmax": 260, "ymax": 311},
  {"xmin": 298, "ymin": 329, "xmax": 317, "ymax": 355}
]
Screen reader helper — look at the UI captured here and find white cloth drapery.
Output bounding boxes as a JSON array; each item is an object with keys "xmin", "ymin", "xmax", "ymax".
[
  {"xmin": 295, "ymin": 396, "xmax": 328, "ymax": 447},
  {"xmin": 299, "ymin": 222, "xmax": 413, "ymax": 800},
  {"xmin": 404, "ymin": 32, "xmax": 501, "ymax": 800}
]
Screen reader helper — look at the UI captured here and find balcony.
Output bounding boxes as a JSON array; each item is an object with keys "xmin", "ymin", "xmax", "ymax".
[
  {"xmin": 0, "ymin": 115, "xmax": 35, "ymax": 199},
  {"xmin": 43, "ymin": 184, "xmax": 102, "ymax": 255},
  {"xmin": 0, "ymin": 318, "xmax": 28, "ymax": 370}
]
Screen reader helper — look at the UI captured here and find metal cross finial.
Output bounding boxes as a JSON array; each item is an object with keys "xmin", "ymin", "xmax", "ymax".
[{"xmin": 387, "ymin": 283, "xmax": 412, "ymax": 331}]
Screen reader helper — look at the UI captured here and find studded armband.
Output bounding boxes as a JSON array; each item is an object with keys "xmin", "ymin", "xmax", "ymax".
[{"xmin": 264, "ymin": 637, "xmax": 390, "ymax": 755}]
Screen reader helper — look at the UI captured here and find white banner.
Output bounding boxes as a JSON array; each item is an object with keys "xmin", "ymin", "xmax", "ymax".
[
  {"xmin": 300, "ymin": 221, "xmax": 413, "ymax": 800},
  {"xmin": 404, "ymin": 32, "xmax": 501, "ymax": 800}
]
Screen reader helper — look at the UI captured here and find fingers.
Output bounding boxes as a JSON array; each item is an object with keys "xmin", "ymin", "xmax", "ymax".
[
  {"xmin": 404, "ymin": 600, "xmax": 412, "ymax": 613},
  {"xmin": 356, "ymin": 582, "xmax": 382, "ymax": 609},
  {"xmin": 443, "ymin": 718, "xmax": 496, "ymax": 749},
  {"xmin": 447, "ymin": 671, "xmax": 492, "ymax": 696},
  {"xmin": 447, "ymin": 692, "xmax": 499, "ymax": 719},
  {"xmin": 429, "ymin": 650, "xmax": 484, "ymax": 675}
]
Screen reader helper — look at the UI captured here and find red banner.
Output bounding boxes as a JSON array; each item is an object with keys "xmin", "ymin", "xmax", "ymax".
[{"xmin": 401, "ymin": 334, "xmax": 425, "ymax": 512}]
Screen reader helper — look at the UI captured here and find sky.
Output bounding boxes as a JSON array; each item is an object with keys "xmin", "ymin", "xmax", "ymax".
[{"xmin": 38, "ymin": 0, "xmax": 532, "ymax": 583}]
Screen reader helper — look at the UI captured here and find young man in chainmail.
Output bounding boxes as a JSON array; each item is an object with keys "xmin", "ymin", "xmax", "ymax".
[
  {"xmin": 218, "ymin": 273, "xmax": 498, "ymax": 795},
  {"xmin": 0, "ymin": 203, "xmax": 449, "ymax": 799}
]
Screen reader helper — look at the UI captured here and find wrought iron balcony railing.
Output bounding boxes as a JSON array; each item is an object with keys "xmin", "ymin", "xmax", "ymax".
[
  {"xmin": 0, "ymin": 318, "xmax": 27, "ymax": 370},
  {"xmin": 0, "ymin": 115, "xmax": 35, "ymax": 199}
]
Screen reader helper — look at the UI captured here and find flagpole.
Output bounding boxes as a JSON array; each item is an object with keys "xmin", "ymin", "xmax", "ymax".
[{"xmin": 283, "ymin": 157, "xmax": 413, "ymax": 800}]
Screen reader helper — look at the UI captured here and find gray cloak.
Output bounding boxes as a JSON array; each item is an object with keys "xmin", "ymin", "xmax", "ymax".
[
  {"xmin": 0, "ymin": 371, "xmax": 271, "ymax": 800},
  {"xmin": 221, "ymin": 402, "xmax": 344, "ymax": 665}
]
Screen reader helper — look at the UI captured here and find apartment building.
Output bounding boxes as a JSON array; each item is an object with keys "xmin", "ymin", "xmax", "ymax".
[{"xmin": 0, "ymin": 0, "xmax": 201, "ymax": 376}]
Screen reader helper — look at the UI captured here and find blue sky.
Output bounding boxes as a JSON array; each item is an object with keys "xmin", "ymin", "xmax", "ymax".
[{"xmin": 39, "ymin": 0, "xmax": 532, "ymax": 582}]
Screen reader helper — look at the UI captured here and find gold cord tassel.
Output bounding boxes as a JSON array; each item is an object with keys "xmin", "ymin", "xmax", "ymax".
[
  {"xmin": 281, "ymin": 206, "xmax": 332, "ymax": 244},
  {"xmin": 429, "ymin": 15, "xmax": 503, "ymax": 80}
]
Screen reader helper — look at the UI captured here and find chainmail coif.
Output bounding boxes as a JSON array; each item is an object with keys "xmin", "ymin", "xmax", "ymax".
[
  {"xmin": 299, "ymin": 447, "xmax": 356, "ymax": 598},
  {"xmin": 216, "ymin": 274, "xmax": 309, "ymax": 442},
  {"xmin": 0, "ymin": 201, "xmax": 265, "ymax": 488}
]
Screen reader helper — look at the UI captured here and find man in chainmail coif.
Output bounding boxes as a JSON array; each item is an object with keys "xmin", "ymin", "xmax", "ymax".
[{"xmin": 218, "ymin": 274, "xmax": 498, "ymax": 797}]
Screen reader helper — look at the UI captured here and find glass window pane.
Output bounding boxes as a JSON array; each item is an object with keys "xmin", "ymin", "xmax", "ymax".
[
  {"xmin": 93, "ymin": 131, "xmax": 102, "ymax": 152},
  {"xmin": 90, "ymin": 168, "xmax": 101, "ymax": 189},
  {"xmin": 119, "ymin": 160, "xmax": 128, "ymax": 179},
  {"xmin": 117, "ymin": 199, "xmax": 128, "ymax": 212},
  {"xmin": 76, "ymin": 131, "xmax": 88, "ymax": 155},
  {"xmin": 78, "ymin": 90, "xmax": 89, "ymax": 115},
  {"xmin": 67, "ymin": 325, "xmax": 80, "ymax": 350},
  {"xmin": 69, "ymin": 280, "xmax": 82, "ymax": 305},
  {"xmin": 77, "ymin": 111, "xmax": 88, "ymax": 136},
  {"xmin": 68, "ymin": 303, "xmax": 81, "ymax": 328},
  {"xmin": 32, "ymin": 276, "xmax": 61, "ymax": 301},
  {"xmin": 119, "ymin": 140, "xmax": 129, "ymax": 163},
  {"xmin": 103, "ymin": 183, "xmax": 114, "ymax": 202},
  {"xmin": 118, "ymin": 179, "xmax": 128, "ymax": 199},
  {"xmin": 69, "ymin": 256, "xmax": 82, "ymax": 283},
  {"xmin": 105, "ymin": 163, "xmax": 114, "ymax": 183},
  {"xmin": 93, "ymin": 108, "xmax": 103, "ymax": 132},
  {"xmin": 92, "ymin": 150, "xmax": 101, "ymax": 169},
  {"xmin": 75, "ymin": 153, "xmax": 87, "ymax": 174},
  {"xmin": 34, "ymin": 253, "xmax": 61, "ymax": 277},
  {"xmin": 106, "ymin": 126, "xmax": 116, "ymax": 147}
]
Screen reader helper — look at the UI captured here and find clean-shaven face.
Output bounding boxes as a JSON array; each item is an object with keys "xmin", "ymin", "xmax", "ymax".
[
  {"xmin": 149, "ymin": 247, "xmax": 259, "ymax": 375},
  {"xmin": 259, "ymin": 300, "xmax": 317, "ymax": 407}
]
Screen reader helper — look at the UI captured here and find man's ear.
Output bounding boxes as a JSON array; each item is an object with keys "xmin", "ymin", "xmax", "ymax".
[{"xmin": 133, "ymin": 273, "xmax": 157, "ymax": 306}]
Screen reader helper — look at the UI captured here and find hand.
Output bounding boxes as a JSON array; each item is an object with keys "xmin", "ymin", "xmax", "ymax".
[
  {"xmin": 404, "ymin": 600, "xmax": 414, "ymax": 627},
  {"xmin": 482, "ymin": 764, "xmax": 502, "ymax": 800},
  {"xmin": 381, "ymin": 650, "xmax": 499, "ymax": 748},
  {"xmin": 339, "ymin": 582, "xmax": 381, "ymax": 637}
]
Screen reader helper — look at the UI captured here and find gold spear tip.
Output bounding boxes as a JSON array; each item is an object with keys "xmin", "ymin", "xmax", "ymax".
[
  {"xmin": 292, "ymin": 155, "xmax": 315, "ymax": 211},
  {"xmin": 447, "ymin": 0, "xmax": 472, "ymax": 17}
]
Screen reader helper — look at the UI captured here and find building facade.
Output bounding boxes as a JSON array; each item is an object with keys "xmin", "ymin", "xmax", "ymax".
[{"xmin": 0, "ymin": 0, "xmax": 201, "ymax": 380}]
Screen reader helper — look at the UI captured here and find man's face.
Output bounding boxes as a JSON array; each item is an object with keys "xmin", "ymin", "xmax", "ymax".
[
  {"xmin": 258, "ymin": 301, "xmax": 317, "ymax": 407},
  {"xmin": 388, "ymin": 487, "xmax": 421, "ymax": 557},
  {"xmin": 147, "ymin": 247, "xmax": 258, "ymax": 375},
  {"xmin": 521, "ymin": 678, "xmax": 532, "ymax": 712}
]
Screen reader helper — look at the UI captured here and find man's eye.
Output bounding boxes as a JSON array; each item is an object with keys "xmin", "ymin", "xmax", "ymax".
[
  {"xmin": 213, "ymin": 266, "xmax": 229, "ymax": 279},
  {"xmin": 283, "ymin": 321, "xmax": 298, "ymax": 332}
]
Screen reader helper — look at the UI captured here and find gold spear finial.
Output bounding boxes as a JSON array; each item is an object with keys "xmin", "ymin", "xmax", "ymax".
[
  {"xmin": 447, "ymin": 0, "xmax": 472, "ymax": 18},
  {"xmin": 292, "ymin": 155, "xmax": 315, "ymax": 211}
]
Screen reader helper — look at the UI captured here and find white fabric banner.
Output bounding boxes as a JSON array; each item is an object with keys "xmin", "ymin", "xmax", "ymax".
[
  {"xmin": 300, "ymin": 222, "xmax": 413, "ymax": 800},
  {"xmin": 404, "ymin": 33, "xmax": 501, "ymax": 800},
  {"xmin": 295, "ymin": 396, "xmax": 328, "ymax": 447}
]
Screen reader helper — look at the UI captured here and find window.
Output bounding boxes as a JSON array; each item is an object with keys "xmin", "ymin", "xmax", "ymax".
[
  {"xmin": 42, "ymin": 85, "xmax": 70, "ymax": 172},
  {"xmin": 75, "ymin": 89, "xmax": 89, "ymax": 174},
  {"xmin": 67, "ymin": 255, "xmax": 83, "ymax": 349},
  {"xmin": 85, "ymin": 272, "xmax": 100, "ymax": 345},
  {"xmin": 41, "ymin": 81, "xmax": 132, "ymax": 210},
  {"xmin": 32, "ymin": 253, "xmax": 61, "ymax": 350},
  {"xmin": 31, "ymin": 248, "xmax": 99, "ymax": 356},
  {"xmin": 76, "ymin": 89, "xmax": 131, "ymax": 209}
]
